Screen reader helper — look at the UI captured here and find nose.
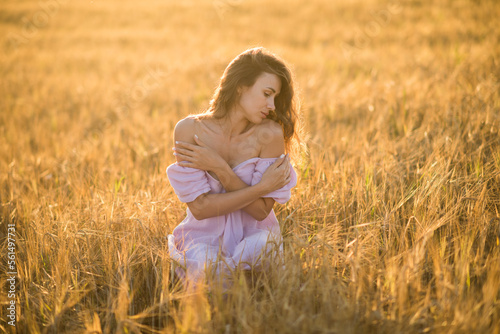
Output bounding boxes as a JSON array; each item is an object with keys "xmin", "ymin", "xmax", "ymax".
[{"xmin": 267, "ymin": 98, "xmax": 275, "ymax": 111}]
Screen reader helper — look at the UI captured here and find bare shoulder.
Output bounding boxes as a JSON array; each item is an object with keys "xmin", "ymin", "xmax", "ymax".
[
  {"xmin": 262, "ymin": 118, "xmax": 284, "ymax": 134},
  {"xmin": 173, "ymin": 116, "xmax": 197, "ymax": 144},
  {"xmin": 257, "ymin": 119, "xmax": 285, "ymax": 158}
]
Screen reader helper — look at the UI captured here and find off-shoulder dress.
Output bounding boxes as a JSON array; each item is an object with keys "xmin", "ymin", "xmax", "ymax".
[{"xmin": 166, "ymin": 157, "xmax": 297, "ymax": 283}]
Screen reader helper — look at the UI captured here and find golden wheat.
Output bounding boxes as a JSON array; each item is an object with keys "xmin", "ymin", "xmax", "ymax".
[{"xmin": 0, "ymin": 0, "xmax": 499, "ymax": 332}]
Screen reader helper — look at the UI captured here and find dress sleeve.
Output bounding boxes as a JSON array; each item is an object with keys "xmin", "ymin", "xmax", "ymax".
[
  {"xmin": 166, "ymin": 163, "xmax": 211, "ymax": 203},
  {"xmin": 250, "ymin": 158, "xmax": 298, "ymax": 204}
]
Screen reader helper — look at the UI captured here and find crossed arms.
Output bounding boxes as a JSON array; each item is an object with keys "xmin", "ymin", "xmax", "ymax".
[{"xmin": 172, "ymin": 118, "xmax": 292, "ymax": 221}]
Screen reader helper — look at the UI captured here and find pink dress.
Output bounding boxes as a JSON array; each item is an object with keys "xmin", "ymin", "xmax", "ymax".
[{"xmin": 166, "ymin": 157, "xmax": 297, "ymax": 282}]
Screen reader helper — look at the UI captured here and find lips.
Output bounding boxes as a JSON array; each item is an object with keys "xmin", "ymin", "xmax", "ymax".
[{"xmin": 261, "ymin": 112, "xmax": 268, "ymax": 118}]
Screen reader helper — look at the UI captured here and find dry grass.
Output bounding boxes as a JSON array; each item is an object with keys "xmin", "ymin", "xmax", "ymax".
[{"xmin": 1, "ymin": 0, "xmax": 499, "ymax": 332}]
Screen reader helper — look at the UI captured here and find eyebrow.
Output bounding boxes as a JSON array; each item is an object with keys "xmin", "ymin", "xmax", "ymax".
[{"xmin": 266, "ymin": 87, "xmax": 279, "ymax": 94}]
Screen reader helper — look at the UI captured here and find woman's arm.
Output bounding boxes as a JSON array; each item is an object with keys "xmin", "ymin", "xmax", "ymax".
[
  {"xmin": 210, "ymin": 161, "xmax": 278, "ymax": 221},
  {"xmin": 172, "ymin": 118, "xmax": 291, "ymax": 220},
  {"xmin": 207, "ymin": 123, "xmax": 289, "ymax": 220},
  {"xmin": 188, "ymin": 176, "xmax": 280, "ymax": 220}
]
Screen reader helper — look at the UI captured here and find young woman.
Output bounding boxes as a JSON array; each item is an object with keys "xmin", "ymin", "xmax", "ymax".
[{"xmin": 166, "ymin": 47, "xmax": 300, "ymax": 284}]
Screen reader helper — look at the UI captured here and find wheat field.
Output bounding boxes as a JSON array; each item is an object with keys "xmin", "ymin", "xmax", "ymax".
[{"xmin": 1, "ymin": 0, "xmax": 499, "ymax": 332}]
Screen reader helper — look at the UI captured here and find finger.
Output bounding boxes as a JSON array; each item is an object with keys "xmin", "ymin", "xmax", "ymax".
[
  {"xmin": 177, "ymin": 156, "xmax": 200, "ymax": 166},
  {"xmin": 281, "ymin": 153, "xmax": 290, "ymax": 165},
  {"xmin": 274, "ymin": 154, "xmax": 286, "ymax": 167},
  {"xmin": 278, "ymin": 178, "xmax": 289, "ymax": 189},
  {"xmin": 193, "ymin": 134, "xmax": 206, "ymax": 147},
  {"xmin": 278, "ymin": 154, "xmax": 290, "ymax": 170},
  {"xmin": 177, "ymin": 161, "xmax": 198, "ymax": 168},
  {"xmin": 174, "ymin": 152, "xmax": 194, "ymax": 162},
  {"xmin": 285, "ymin": 164, "xmax": 290, "ymax": 176},
  {"xmin": 174, "ymin": 147, "xmax": 195, "ymax": 156},
  {"xmin": 175, "ymin": 141, "xmax": 199, "ymax": 150},
  {"xmin": 284, "ymin": 154, "xmax": 291, "ymax": 169},
  {"xmin": 283, "ymin": 169, "xmax": 290, "ymax": 182},
  {"xmin": 285, "ymin": 159, "xmax": 290, "ymax": 174}
]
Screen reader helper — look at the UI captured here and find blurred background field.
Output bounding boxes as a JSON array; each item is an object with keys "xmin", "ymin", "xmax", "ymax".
[{"xmin": 1, "ymin": 0, "xmax": 499, "ymax": 332}]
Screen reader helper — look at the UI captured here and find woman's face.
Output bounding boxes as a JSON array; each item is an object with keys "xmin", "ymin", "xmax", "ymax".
[{"xmin": 235, "ymin": 72, "xmax": 281, "ymax": 124}]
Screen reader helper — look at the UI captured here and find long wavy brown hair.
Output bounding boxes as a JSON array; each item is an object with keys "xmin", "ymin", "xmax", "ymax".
[{"xmin": 198, "ymin": 47, "xmax": 301, "ymax": 154}]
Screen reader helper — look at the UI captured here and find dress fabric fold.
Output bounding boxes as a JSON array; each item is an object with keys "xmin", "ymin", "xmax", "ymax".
[{"xmin": 166, "ymin": 157, "xmax": 297, "ymax": 282}]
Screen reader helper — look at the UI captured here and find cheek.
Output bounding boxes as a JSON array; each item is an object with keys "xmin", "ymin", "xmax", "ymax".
[
  {"xmin": 242, "ymin": 92, "xmax": 262, "ymax": 108},
  {"xmin": 241, "ymin": 95, "xmax": 253, "ymax": 109}
]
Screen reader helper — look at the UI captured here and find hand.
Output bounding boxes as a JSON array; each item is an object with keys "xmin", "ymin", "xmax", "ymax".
[
  {"xmin": 173, "ymin": 135, "xmax": 227, "ymax": 172},
  {"xmin": 259, "ymin": 154, "xmax": 291, "ymax": 193}
]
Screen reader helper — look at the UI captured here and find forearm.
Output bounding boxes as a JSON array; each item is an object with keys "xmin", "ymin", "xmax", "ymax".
[
  {"xmin": 189, "ymin": 182, "xmax": 269, "ymax": 220},
  {"xmin": 213, "ymin": 164, "xmax": 272, "ymax": 220}
]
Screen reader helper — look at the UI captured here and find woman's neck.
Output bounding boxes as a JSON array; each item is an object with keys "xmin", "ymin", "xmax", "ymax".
[{"xmin": 217, "ymin": 109, "xmax": 253, "ymax": 138}]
